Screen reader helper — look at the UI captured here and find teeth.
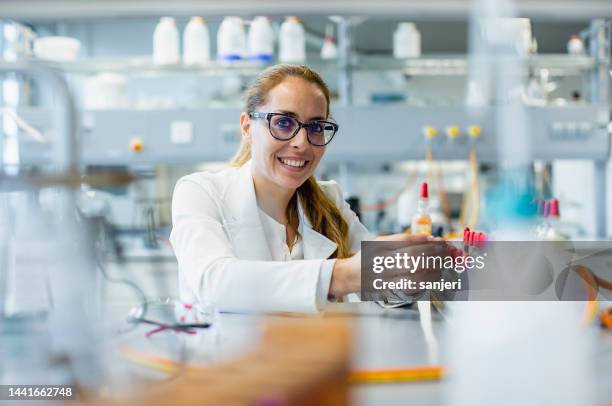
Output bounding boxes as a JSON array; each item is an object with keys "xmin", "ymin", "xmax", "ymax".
[{"xmin": 280, "ymin": 158, "xmax": 306, "ymax": 168}]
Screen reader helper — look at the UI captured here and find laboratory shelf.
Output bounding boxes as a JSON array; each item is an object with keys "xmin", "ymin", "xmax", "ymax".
[
  {"xmin": 35, "ymin": 54, "xmax": 600, "ymax": 78},
  {"xmin": 353, "ymin": 54, "xmax": 600, "ymax": 76},
  {"xmin": 37, "ymin": 57, "xmax": 276, "ymax": 76},
  {"xmin": 3, "ymin": 0, "xmax": 612, "ymax": 21},
  {"xmin": 34, "ymin": 56, "xmax": 340, "ymax": 76}
]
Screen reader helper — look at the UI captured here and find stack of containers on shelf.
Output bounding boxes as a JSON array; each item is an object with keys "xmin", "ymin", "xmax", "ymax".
[
  {"xmin": 217, "ymin": 16, "xmax": 247, "ymax": 61},
  {"xmin": 279, "ymin": 16, "xmax": 306, "ymax": 63},
  {"xmin": 153, "ymin": 17, "xmax": 180, "ymax": 65},
  {"xmin": 248, "ymin": 16, "xmax": 274, "ymax": 61},
  {"xmin": 183, "ymin": 16, "xmax": 210, "ymax": 64},
  {"xmin": 393, "ymin": 22, "xmax": 421, "ymax": 58}
]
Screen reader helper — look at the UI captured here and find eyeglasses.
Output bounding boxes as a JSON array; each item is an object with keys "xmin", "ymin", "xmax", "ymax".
[{"xmin": 249, "ymin": 112, "xmax": 338, "ymax": 146}]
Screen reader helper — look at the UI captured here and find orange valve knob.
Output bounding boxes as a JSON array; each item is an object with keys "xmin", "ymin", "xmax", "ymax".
[
  {"xmin": 602, "ymin": 307, "xmax": 612, "ymax": 329},
  {"xmin": 130, "ymin": 137, "xmax": 144, "ymax": 153}
]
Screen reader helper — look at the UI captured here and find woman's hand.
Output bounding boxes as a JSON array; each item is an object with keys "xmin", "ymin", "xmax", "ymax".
[{"xmin": 329, "ymin": 233, "xmax": 445, "ymax": 297}]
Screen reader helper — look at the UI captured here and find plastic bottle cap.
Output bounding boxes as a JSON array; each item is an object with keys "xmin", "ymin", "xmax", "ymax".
[
  {"xmin": 570, "ymin": 34, "xmax": 579, "ymax": 39},
  {"xmin": 550, "ymin": 198, "xmax": 560, "ymax": 217},
  {"xmin": 130, "ymin": 138, "xmax": 144, "ymax": 153},
  {"xmin": 226, "ymin": 16, "xmax": 243, "ymax": 25},
  {"xmin": 190, "ymin": 16, "xmax": 205, "ymax": 24},
  {"xmin": 463, "ymin": 227, "xmax": 470, "ymax": 242},
  {"xmin": 398, "ymin": 22, "xmax": 417, "ymax": 31},
  {"xmin": 420, "ymin": 182, "xmax": 429, "ymax": 199},
  {"xmin": 286, "ymin": 16, "xmax": 300, "ymax": 23},
  {"xmin": 160, "ymin": 17, "xmax": 176, "ymax": 25},
  {"xmin": 477, "ymin": 232, "xmax": 488, "ymax": 249}
]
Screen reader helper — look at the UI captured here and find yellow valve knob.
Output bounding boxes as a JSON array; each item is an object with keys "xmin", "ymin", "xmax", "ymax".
[
  {"xmin": 423, "ymin": 126, "xmax": 438, "ymax": 139},
  {"xmin": 468, "ymin": 125, "xmax": 482, "ymax": 138},
  {"xmin": 446, "ymin": 126, "xmax": 460, "ymax": 138},
  {"xmin": 130, "ymin": 137, "xmax": 144, "ymax": 153}
]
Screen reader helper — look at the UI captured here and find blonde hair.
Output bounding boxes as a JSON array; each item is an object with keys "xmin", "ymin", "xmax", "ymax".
[{"xmin": 230, "ymin": 64, "xmax": 350, "ymax": 259}]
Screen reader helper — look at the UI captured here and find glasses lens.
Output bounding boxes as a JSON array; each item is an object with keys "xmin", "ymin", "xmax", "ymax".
[
  {"xmin": 270, "ymin": 115, "xmax": 299, "ymax": 140},
  {"xmin": 307, "ymin": 121, "xmax": 337, "ymax": 146}
]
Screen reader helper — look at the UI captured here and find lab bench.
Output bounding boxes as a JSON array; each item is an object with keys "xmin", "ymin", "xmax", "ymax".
[
  {"xmin": 2, "ymin": 263, "xmax": 611, "ymax": 406},
  {"xmin": 110, "ymin": 301, "xmax": 612, "ymax": 406}
]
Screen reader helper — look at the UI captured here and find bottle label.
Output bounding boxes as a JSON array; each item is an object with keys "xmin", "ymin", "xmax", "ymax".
[
  {"xmin": 221, "ymin": 54, "xmax": 242, "ymax": 61},
  {"xmin": 412, "ymin": 216, "xmax": 432, "ymax": 235},
  {"xmin": 250, "ymin": 53, "xmax": 273, "ymax": 62}
]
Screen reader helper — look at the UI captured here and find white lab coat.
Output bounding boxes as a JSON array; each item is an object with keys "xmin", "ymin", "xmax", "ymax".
[{"xmin": 170, "ymin": 160, "xmax": 371, "ymax": 313}]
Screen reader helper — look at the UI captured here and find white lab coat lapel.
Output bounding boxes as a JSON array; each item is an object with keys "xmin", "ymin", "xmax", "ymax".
[
  {"xmin": 222, "ymin": 161, "xmax": 273, "ymax": 260},
  {"xmin": 298, "ymin": 197, "xmax": 338, "ymax": 260},
  {"xmin": 223, "ymin": 160, "xmax": 338, "ymax": 261}
]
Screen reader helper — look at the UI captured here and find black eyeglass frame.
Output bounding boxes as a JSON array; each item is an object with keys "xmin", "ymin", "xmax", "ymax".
[{"xmin": 249, "ymin": 112, "xmax": 339, "ymax": 146}]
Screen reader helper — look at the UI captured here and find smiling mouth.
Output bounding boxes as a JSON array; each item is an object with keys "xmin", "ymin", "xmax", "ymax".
[{"xmin": 278, "ymin": 157, "xmax": 310, "ymax": 169}]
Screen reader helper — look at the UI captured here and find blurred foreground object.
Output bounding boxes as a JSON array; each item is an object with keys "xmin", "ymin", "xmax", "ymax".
[{"xmin": 94, "ymin": 318, "xmax": 352, "ymax": 406}]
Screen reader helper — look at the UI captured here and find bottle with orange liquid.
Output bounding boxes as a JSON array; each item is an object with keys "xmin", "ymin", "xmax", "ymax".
[{"xmin": 411, "ymin": 182, "xmax": 432, "ymax": 235}]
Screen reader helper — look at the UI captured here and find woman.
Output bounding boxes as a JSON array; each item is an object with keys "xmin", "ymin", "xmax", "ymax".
[{"xmin": 170, "ymin": 64, "xmax": 436, "ymax": 313}]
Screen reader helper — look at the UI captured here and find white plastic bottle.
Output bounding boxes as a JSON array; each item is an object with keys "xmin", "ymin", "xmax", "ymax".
[
  {"xmin": 248, "ymin": 16, "xmax": 274, "ymax": 62},
  {"xmin": 279, "ymin": 16, "xmax": 306, "ymax": 63},
  {"xmin": 567, "ymin": 34, "xmax": 584, "ymax": 55},
  {"xmin": 515, "ymin": 18, "xmax": 534, "ymax": 56},
  {"xmin": 183, "ymin": 16, "xmax": 210, "ymax": 65},
  {"xmin": 217, "ymin": 17, "xmax": 247, "ymax": 61},
  {"xmin": 320, "ymin": 24, "xmax": 338, "ymax": 60},
  {"xmin": 153, "ymin": 17, "xmax": 180, "ymax": 65},
  {"xmin": 393, "ymin": 22, "xmax": 421, "ymax": 59}
]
